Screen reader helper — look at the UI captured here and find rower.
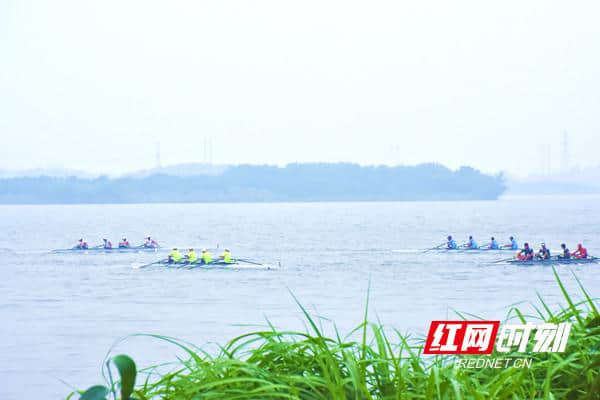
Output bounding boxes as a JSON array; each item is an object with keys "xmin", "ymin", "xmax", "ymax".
[
  {"xmin": 489, "ymin": 237, "xmax": 499, "ymax": 250},
  {"xmin": 76, "ymin": 239, "xmax": 89, "ymax": 249},
  {"xmin": 168, "ymin": 248, "xmax": 182, "ymax": 264},
  {"xmin": 220, "ymin": 248, "xmax": 232, "ymax": 263},
  {"xmin": 517, "ymin": 242, "xmax": 534, "ymax": 260},
  {"xmin": 504, "ymin": 236, "xmax": 519, "ymax": 250},
  {"xmin": 536, "ymin": 243, "xmax": 550, "ymax": 260},
  {"xmin": 447, "ymin": 236, "xmax": 458, "ymax": 250},
  {"xmin": 186, "ymin": 248, "xmax": 197, "ymax": 263},
  {"xmin": 144, "ymin": 236, "xmax": 159, "ymax": 248},
  {"xmin": 200, "ymin": 249, "xmax": 213, "ymax": 265},
  {"xmin": 466, "ymin": 235, "xmax": 478, "ymax": 249},
  {"xmin": 558, "ymin": 243, "xmax": 571, "ymax": 259},
  {"xmin": 572, "ymin": 243, "xmax": 588, "ymax": 259},
  {"xmin": 119, "ymin": 237, "xmax": 130, "ymax": 248},
  {"xmin": 102, "ymin": 238, "xmax": 113, "ymax": 249}
]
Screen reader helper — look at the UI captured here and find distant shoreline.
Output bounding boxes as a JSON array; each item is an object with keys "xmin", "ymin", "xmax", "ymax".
[{"xmin": 0, "ymin": 162, "xmax": 505, "ymax": 204}]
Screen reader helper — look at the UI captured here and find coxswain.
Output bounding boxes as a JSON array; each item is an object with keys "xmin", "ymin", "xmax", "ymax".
[
  {"xmin": 102, "ymin": 238, "xmax": 113, "ymax": 249},
  {"xmin": 572, "ymin": 243, "xmax": 588, "ymax": 259},
  {"xmin": 447, "ymin": 236, "xmax": 458, "ymax": 250},
  {"xmin": 558, "ymin": 243, "xmax": 571, "ymax": 259},
  {"xmin": 517, "ymin": 242, "xmax": 534, "ymax": 260},
  {"xmin": 119, "ymin": 237, "xmax": 130, "ymax": 248},
  {"xmin": 76, "ymin": 239, "xmax": 88, "ymax": 249},
  {"xmin": 536, "ymin": 243, "xmax": 550, "ymax": 260},
  {"xmin": 504, "ymin": 236, "xmax": 519, "ymax": 250},
  {"xmin": 168, "ymin": 248, "xmax": 182, "ymax": 264},
  {"xmin": 466, "ymin": 235, "xmax": 478, "ymax": 249},
  {"xmin": 200, "ymin": 249, "xmax": 213, "ymax": 265},
  {"xmin": 220, "ymin": 248, "xmax": 232, "ymax": 263},
  {"xmin": 186, "ymin": 248, "xmax": 197, "ymax": 263},
  {"xmin": 144, "ymin": 236, "xmax": 159, "ymax": 248},
  {"xmin": 489, "ymin": 237, "xmax": 499, "ymax": 250}
]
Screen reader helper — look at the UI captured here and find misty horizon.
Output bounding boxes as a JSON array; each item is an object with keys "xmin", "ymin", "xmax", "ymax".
[{"xmin": 3, "ymin": 1, "xmax": 600, "ymax": 176}]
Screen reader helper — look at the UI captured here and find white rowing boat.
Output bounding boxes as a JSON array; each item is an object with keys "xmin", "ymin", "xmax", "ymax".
[
  {"xmin": 132, "ymin": 259, "xmax": 279, "ymax": 270},
  {"xmin": 53, "ymin": 246, "xmax": 160, "ymax": 254}
]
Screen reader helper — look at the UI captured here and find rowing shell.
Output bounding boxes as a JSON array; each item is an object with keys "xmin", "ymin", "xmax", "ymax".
[
  {"xmin": 508, "ymin": 257, "xmax": 599, "ymax": 266},
  {"xmin": 52, "ymin": 247, "xmax": 160, "ymax": 254},
  {"xmin": 134, "ymin": 259, "xmax": 279, "ymax": 270},
  {"xmin": 429, "ymin": 247, "xmax": 516, "ymax": 253}
]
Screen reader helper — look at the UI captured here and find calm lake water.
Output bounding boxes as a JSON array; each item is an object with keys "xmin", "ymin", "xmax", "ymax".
[{"xmin": 1, "ymin": 196, "xmax": 599, "ymax": 399}]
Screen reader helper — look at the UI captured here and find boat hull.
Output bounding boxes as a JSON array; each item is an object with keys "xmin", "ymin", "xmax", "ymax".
[
  {"xmin": 52, "ymin": 247, "xmax": 160, "ymax": 254},
  {"xmin": 508, "ymin": 257, "xmax": 598, "ymax": 266},
  {"xmin": 432, "ymin": 248, "xmax": 516, "ymax": 253},
  {"xmin": 157, "ymin": 260, "xmax": 277, "ymax": 270}
]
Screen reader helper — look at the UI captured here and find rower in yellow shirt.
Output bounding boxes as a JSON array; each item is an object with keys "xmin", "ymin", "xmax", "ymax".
[
  {"xmin": 221, "ymin": 248, "xmax": 233, "ymax": 263},
  {"xmin": 186, "ymin": 248, "xmax": 197, "ymax": 264},
  {"xmin": 200, "ymin": 249, "xmax": 213, "ymax": 265},
  {"xmin": 168, "ymin": 248, "xmax": 182, "ymax": 264}
]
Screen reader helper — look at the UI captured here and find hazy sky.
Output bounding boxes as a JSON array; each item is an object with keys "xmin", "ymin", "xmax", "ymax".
[{"xmin": 2, "ymin": 0, "xmax": 600, "ymax": 176}]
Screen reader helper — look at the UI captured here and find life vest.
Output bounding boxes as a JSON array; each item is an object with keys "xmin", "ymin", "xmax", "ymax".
[
  {"xmin": 222, "ymin": 251, "xmax": 232, "ymax": 263},
  {"xmin": 169, "ymin": 250, "xmax": 182, "ymax": 263},
  {"xmin": 539, "ymin": 248, "xmax": 550, "ymax": 259}
]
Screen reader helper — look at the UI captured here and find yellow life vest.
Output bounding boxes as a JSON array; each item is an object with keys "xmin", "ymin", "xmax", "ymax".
[
  {"xmin": 187, "ymin": 251, "xmax": 197, "ymax": 263},
  {"xmin": 222, "ymin": 250, "xmax": 232, "ymax": 263},
  {"xmin": 202, "ymin": 251, "xmax": 212, "ymax": 264},
  {"xmin": 169, "ymin": 250, "xmax": 182, "ymax": 263}
]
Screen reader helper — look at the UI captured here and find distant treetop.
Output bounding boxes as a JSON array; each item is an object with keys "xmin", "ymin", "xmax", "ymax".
[{"xmin": 0, "ymin": 163, "xmax": 505, "ymax": 204}]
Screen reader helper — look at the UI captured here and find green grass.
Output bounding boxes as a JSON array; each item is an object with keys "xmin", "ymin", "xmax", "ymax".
[{"xmin": 69, "ymin": 268, "xmax": 600, "ymax": 399}]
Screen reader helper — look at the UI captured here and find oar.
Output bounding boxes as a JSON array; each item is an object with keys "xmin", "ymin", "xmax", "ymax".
[
  {"xmin": 236, "ymin": 258, "xmax": 264, "ymax": 266},
  {"xmin": 422, "ymin": 243, "xmax": 446, "ymax": 253},
  {"xmin": 137, "ymin": 259, "xmax": 165, "ymax": 269},
  {"xmin": 187, "ymin": 262, "xmax": 201, "ymax": 270},
  {"xmin": 492, "ymin": 256, "xmax": 516, "ymax": 264}
]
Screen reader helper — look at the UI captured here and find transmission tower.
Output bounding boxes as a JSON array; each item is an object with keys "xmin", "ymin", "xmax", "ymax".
[{"xmin": 562, "ymin": 131, "xmax": 569, "ymax": 173}]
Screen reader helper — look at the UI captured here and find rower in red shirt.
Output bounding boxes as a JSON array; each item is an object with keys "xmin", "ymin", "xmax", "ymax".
[
  {"xmin": 119, "ymin": 237, "xmax": 131, "ymax": 248},
  {"xmin": 572, "ymin": 243, "xmax": 588, "ymax": 259},
  {"xmin": 517, "ymin": 243, "xmax": 534, "ymax": 260}
]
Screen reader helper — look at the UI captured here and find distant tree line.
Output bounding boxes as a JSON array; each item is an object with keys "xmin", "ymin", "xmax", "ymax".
[{"xmin": 0, "ymin": 163, "xmax": 505, "ymax": 204}]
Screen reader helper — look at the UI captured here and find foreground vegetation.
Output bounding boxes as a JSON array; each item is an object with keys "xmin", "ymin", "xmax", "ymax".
[{"xmin": 70, "ymin": 269, "xmax": 599, "ymax": 399}]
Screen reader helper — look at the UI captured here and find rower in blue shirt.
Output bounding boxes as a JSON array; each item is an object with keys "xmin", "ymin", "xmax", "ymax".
[
  {"xmin": 467, "ymin": 236, "xmax": 478, "ymax": 249},
  {"xmin": 503, "ymin": 236, "xmax": 519, "ymax": 250},
  {"xmin": 489, "ymin": 237, "xmax": 499, "ymax": 249},
  {"xmin": 447, "ymin": 235, "xmax": 458, "ymax": 250}
]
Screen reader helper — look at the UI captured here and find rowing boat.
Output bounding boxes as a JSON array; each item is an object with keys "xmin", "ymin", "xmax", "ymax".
[
  {"xmin": 429, "ymin": 247, "xmax": 515, "ymax": 253},
  {"xmin": 134, "ymin": 258, "xmax": 278, "ymax": 270},
  {"xmin": 52, "ymin": 246, "xmax": 160, "ymax": 254},
  {"xmin": 508, "ymin": 257, "xmax": 599, "ymax": 266}
]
